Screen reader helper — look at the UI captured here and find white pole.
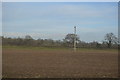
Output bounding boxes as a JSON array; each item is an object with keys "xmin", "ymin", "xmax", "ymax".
[{"xmin": 74, "ymin": 26, "xmax": 76, "ymax": 52}]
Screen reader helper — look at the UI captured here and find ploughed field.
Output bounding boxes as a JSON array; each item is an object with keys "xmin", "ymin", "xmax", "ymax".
[{"xmin": 2, "ymin": 46, "xmax": 118, "ymax": 78}]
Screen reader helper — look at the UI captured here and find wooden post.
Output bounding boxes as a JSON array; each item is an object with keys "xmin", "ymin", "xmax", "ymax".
[{"xmin": 74, "ymin": 26, "xmax": 76, "ymax": 52}]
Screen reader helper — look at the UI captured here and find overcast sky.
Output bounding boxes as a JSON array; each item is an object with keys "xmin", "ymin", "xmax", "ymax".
[{"xmin": 2, "ymin": 2, "xmax": 118, "ymax": 42}]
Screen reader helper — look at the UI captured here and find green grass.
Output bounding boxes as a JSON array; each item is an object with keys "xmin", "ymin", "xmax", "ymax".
[
  {"xmin": 2, "ymin": 45, "xmax": 118, "ymax": 53},
  {"xmin": 77, "ymin": 48, "xmax": 118, "ymax": 53},
  {"xmin": 3, "ymin": 45, "xmax": 70, "ymax": 50}
]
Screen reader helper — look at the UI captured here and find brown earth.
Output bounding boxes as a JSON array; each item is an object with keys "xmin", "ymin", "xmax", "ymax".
[{"xmin": 2, "ymin": 48, "xmax": 118, "ymax": 78}]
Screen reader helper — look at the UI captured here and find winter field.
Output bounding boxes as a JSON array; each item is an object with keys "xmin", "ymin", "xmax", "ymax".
[{"xmin": 2, "ymin": 46, "xmax": 118, "ymax": 78}]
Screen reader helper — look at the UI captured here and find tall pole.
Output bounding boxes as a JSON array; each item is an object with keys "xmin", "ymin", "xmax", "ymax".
[{"xmin": 74, "ymin": 26, "xmax": 76, "ymax": 52}]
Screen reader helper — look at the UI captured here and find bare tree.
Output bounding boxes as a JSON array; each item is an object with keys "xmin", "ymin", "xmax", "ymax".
[
  {"xmin": 104, "ymin": 33, "xmax": 118, "ymax": 48},
  {"xmin": 25, "ymin": 35, "xmax": 33, "ymax": 40},
  {"xmin": 64, "ymin": 34, "xmax": 80, "ymax": 47}
]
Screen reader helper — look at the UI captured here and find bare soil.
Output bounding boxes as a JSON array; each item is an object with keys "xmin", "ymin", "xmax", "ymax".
[{"xmin": 2, "ymin": 48, "xmax": 118, "ymax": 78}]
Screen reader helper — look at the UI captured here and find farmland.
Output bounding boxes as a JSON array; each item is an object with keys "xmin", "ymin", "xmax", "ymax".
[{"xmin": 2, "ymin": 46, "xmax": 118, "ymax": 78}]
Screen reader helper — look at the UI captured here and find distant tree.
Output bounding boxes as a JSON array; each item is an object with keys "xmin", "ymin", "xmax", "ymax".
[
  {"xmin": 118, "ymin": 35, "xmax": 120, "ymax": 45},
  {"xmin": 25, "ymin": 35, "xmax": 33, "ymax": 40},
  {"xmin": 104, "ymin": 33, "xmax": 118, "ymax": 48},
  {"xmin": 43, "ymin": 39, "xmax": 54, "ymax": 47},
  {"xmin": 89, "ymin": 41, "xmax": 101, "ymax": 48},
  {"xmin": 77, "ymin": 41, "xmax": 87, "ymax": 48},
  {"xmin": 24, "ymin": 35, "xmax": 33, "ymax": 46},
  {"xmin": 63, "ymin": 33, "xmax": 80, "ymax": 47}
]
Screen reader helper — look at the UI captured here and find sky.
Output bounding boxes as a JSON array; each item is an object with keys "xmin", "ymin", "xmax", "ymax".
[{"xmin": 2, "ymin": 2, "xmax": 118, "ymax": 42}]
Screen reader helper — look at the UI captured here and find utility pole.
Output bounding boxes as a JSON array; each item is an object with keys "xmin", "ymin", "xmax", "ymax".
[{"xmin": 74, "ymin": 26, "xmax": 76, "ymax": 52}]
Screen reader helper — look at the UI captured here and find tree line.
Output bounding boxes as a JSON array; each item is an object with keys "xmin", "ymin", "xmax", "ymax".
[{"xmin": 1, "ymin": 32, "xmax": 119, "ymax": 49}]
